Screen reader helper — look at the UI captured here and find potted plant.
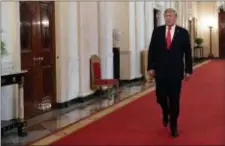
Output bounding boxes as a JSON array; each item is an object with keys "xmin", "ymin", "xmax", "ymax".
[{"xmin": 194, "ymin": 37, "xmax": 203, "ymax": 47}]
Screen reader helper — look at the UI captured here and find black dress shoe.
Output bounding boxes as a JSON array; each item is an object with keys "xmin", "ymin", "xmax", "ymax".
[
  {"xmin": 171, "ymin": 130, "xmax": 179, "ymax": 138},
  {"xmin": 163, "ymin": 118, "xmax": 169, "ymax": 127}
]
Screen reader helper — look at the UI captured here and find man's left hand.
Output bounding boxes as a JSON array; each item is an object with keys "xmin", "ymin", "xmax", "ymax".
[{"xmin": 184, "ymin": 73, "xmax": 191, "ymax": 80}]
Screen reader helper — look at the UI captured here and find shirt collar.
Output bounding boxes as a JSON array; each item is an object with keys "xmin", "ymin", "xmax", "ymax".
[{"xmin": 166, "ymin": 25, "xmax": 176, "ymax": 30}]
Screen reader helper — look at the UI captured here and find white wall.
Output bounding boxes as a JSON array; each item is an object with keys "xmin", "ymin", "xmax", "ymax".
[
  {"xmin": 144, "ymin": 2, "xmax": 154, "ymax": 48},
  {"xmin": 192, "ymin": 2, "xmax": 198, "ymax": 18},
  {"xmin": 128, "ymin": 2, "xmax": 137, "ymax": 79},
  {"xmin": 98, "ymin": 2, "xmax": 113, "ymax": 79},
  {"xmin": 197, "ymin": 2, "xmax": 219, "ymax": 57},
  {"xmin": 153, "ymin": 2, "xmax": 166, "ymax": 26},
  {"xmin": 1, "ymin": 4, "xmax": 12, "ymax": 63},
  {"xmin": 1, "ymin": 2, "xmax": 20, "ymax": 120},
  {"xmin": 112, "ymin": 2, "xmax": 129, "ymax": 52},
  {"xmin": 112, "ymin": 2, "xmax": 133, "ymax": 80},
  {"xmin": 135, "ymin": 2, "xmax": 145, "ymax": 78}
]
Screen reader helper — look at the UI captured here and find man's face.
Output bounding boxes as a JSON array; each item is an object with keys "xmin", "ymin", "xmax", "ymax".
[{"xmin": 164, "ymin": 12, "xmax": 176, "ymax": 26}]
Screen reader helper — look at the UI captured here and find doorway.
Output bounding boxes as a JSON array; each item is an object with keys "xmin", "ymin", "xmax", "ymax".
[
  {"xmin": 219, "ymin": 11, "xmax": 225, "ymax": 58},
  {"xmin": 20, "ymin": 1, "xmax": 56, "ymax": 119},
  {"xmin": 153, "ymin": 8, "xmax": 160, "ymax": 28},
  {"xmin": 113, "ymin": 47, "xmax": 120, "ymax": 80}
]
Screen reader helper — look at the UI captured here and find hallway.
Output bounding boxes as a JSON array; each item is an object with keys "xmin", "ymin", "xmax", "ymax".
[
  {"xmin": 1, "ymin": 1, "xmax": 225, "ymax": 145},
  {"xmin": 30, "ymin": 60, "xmax": 225, "ymax": 145}
]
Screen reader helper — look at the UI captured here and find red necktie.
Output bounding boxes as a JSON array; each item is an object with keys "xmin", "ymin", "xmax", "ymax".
[{"xmin": 166, "ymin": 26, "xmax": 172, "ymax": 49}]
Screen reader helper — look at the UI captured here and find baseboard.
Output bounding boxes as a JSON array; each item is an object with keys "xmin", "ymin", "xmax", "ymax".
[
  {"xmin": 208, "ymin": 57, "xmax": 220, "ymax": 59},
  {"xmin": 119, "ymin": 76, "xmax": 144, "ymax": 85},
  {"xmin": 194, "ymin": 57, "xmax": 220, "ymax": 60},
  {"xmin": 55, "ymin": 93, "xmax": 94, "ymax": 109},
  {"xmin": 55, "ymin": 89, "xmax": 111, "ymax": 109},
  {"xmin": 55, "ymin": 76, "xmax": 144, "ymax": 109}
]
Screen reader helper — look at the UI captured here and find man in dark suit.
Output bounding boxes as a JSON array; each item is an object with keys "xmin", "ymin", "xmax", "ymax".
[{"xmin": 148, "ymin": 8, "xmax": 193, "ymax": 137}]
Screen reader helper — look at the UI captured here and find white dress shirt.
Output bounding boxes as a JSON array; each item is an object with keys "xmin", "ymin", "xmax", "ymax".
[{"xmin": 165, "ymin": 25, "xmax": 176, "ymax": 40}]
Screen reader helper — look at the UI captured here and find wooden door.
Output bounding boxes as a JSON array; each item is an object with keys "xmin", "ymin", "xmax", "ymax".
[
  {"xmin": 219, "ymin": 11, "xmax": 225, "ymax": 58},
  {"xmin": 20, "ymin": 1, "xmax": 56, "ymax": 119}
]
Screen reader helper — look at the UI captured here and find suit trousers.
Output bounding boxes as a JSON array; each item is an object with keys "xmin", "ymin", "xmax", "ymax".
[{"xmin": 155, "ymin": 77, "xmax": 182, "ymax": 130}]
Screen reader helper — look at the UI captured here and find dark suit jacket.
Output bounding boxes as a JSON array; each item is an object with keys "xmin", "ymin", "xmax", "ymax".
[{"xmin": 147, "ymin": 25, "xmax": 193, "ymax": 81}]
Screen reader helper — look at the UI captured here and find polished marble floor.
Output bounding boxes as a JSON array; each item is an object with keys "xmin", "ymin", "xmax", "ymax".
[
  {"xmin": 1, "ymin": 80, "xmax": 154, "ymax": 146},
  {"xmin": 1, "ymin": 59, "xmax": 207, "ymax": 146}
]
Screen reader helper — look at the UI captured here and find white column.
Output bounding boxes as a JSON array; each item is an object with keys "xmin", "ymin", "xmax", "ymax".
[
  {"xmin": 184, "ymin": 1, "xmax": 188, "ymax": 29},
  {"xmin": 128, "ymin": 2, "xmax": 136, "ymax": 79},
  {"xmin": 192, "ymin": 2, "xmax": 198, "ymax": 18},
  {"xmin": 171, "ymin": 2, "xmax": 176, "ymax": 9},
  {"xmin": 143, "ymin": 2, "xmax": 155, "ymax": 79},
  {"xmin": 98, "ymin": 2, "xmax": 113, "ymax": 79},
  {"xmin": 67, "ymin": 3, "xmax": 80, "ymax": 101},
  {"xmin": 165, "ymin": 1, "xmax": 170, "ymax": 8},
  {"xmin": 182, "ymin": 2, "xmax": 187, "ymax": 28},
  {"xmin": 159, "ymin": 2, "xmax": 166, "ymax": 26},
  {"xmin": 135, "ymin": 2, "xmax": 145, "ymax": 78},
  {"xmin": 145, "ymin": 2, "xmax": 154, "ymax": 48},
  {"xmin": 78, "ymin": 2, "xmax": 99, "ymax": 96},
  {"xmin": 55, "ymin": 2, "xmax": 79, "ymax": 103},
  {"xmin": 177, "ymin": 2, "xmax": 183, "ymax": 26}
]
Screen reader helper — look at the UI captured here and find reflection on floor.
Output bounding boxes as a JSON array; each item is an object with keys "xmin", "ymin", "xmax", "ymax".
[
  {"xmin": 1, "ymin": 59, "xmax": 207, "ymax": 146},
  {"xmin": 1, "ymin": 80, "xmax": 154, "ymax": 146}
]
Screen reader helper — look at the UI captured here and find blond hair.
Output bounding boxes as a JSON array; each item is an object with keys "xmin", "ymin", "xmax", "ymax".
[{"xmin": 164, "ymin": 8, "xmax": 177, "ymax": 17}]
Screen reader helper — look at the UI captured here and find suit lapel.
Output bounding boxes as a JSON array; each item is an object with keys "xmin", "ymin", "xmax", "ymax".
[
  {"xmin": 172, "ymin": 26, "xmax": 179, "ymax": 44},
  {"xmin": 170, "ymin": 26, "xmax": 179, "ymax": 49},
  {"xmin": 162, "ymin": 25, "xmax": 167, "ymax": 48}
]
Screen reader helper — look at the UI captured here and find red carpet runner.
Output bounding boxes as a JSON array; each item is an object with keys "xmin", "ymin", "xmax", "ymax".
[{"xmin": 51, "ymin": 60, "xmax": 225, "ymax": 145}]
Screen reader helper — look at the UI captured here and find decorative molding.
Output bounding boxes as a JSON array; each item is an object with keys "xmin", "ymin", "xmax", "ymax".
[
  {"xmin": 217, "ymin": 1, "xmax": 225, "ymax": 12},
  {"xmin": 153, "ymin": 2, "xmax": 164, "ymax": 10}
]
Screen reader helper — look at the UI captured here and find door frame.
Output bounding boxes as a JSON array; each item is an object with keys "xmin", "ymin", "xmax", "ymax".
[
  {"xmin": 219, "ymin": 11, "xmax": 225, "ymax": 58},
  {"xmin": 153, "ymin": 3, "xmax": 163, "ymax": 26},
  {"xmin": 19, "ymin": 1, "xmax": 57, "ymax": 110},
  {"xmin": 50, "ymin": 1, "xmax": 57, "ymax": 106}
]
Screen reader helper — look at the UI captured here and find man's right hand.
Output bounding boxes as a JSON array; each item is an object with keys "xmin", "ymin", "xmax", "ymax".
[{"xmin": 148, "ymin": 70, "xmax": 155, "ymax": 82}]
